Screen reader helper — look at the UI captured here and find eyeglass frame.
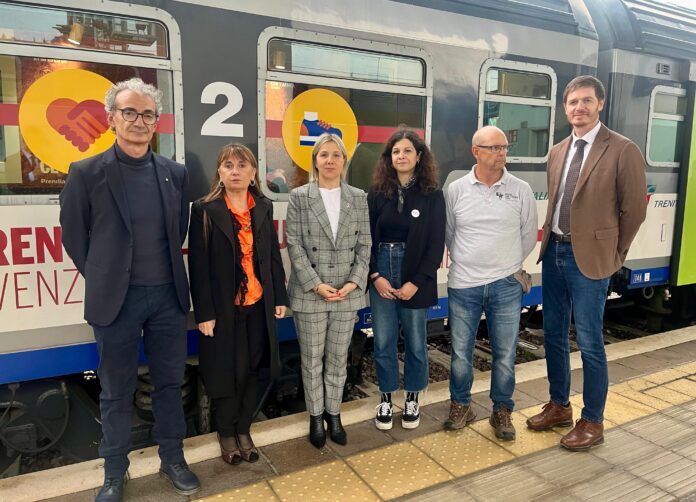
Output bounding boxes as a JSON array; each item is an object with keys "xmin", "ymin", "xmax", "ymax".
[
  {"xmin": 114, "ymin": 107, "xmax": 159, "ymax": 125},
  {"xmin": 474, "ymin": 144, "xmax": 510, "ymax": 154}
]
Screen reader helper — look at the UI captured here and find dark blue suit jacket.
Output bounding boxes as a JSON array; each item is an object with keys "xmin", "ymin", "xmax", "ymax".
[{"xmin": 59, "ymin": 144, "xmax": 190, "ymax": 326}]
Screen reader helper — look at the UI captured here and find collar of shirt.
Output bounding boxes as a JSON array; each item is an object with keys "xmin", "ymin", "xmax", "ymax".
[
  {"xmin": 571, "ymin": 120, "xmax": 602, "ymax": 149},
  {"xmin": 467, "ymin": 165, "xmax": 509, "ymax": 187},
  {"xmin": 223, "ymin": 190, "xmax": 256, "ymax": 218}
]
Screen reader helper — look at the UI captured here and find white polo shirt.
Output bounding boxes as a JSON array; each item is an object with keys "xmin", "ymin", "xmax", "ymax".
[{"xmin": 445, "ymin": 166, "xmax": 538, "ymax": 289}]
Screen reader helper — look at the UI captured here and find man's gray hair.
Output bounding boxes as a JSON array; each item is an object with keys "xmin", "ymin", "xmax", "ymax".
[{"xmin": 104, "ymin": 78, "xmax": 163, "ymax": 114}]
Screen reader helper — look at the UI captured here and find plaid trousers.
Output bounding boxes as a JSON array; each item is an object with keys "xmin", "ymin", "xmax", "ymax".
[{"xmin": 293, "ymin": 310, "xmax": 356, "ymax": 415}]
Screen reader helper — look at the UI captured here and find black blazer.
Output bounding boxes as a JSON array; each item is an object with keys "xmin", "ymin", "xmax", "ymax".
[
  {"xmin": 188, "ymin": 193, "xmax": 288, "ymax": 396},
  {"xmin": 367, "ymin": 188, "xmax": 446, "ymax": 309},
  {"xmin": 59, "ymin": 144, "xmax": 190, "ymax": 327}
]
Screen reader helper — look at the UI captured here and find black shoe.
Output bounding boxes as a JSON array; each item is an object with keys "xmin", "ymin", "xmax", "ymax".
[
  {"xmin": 159, "ymin": 461, "xmax": 201, "ymax": 496},
  {"xmin": 309, "ymin": 414, "xmax": 326, "ymax": 449},
  {"xmin": 95, "ymin": 475, "xmax": 126, "ymax": 502},
  {"xmin": 323, "ymin": 411, "xmax": 347, "ymax": 445}
]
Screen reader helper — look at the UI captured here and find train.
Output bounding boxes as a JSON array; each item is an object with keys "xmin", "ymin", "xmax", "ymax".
[{"xmin": 0, "ymin": 0, "xmax": 695, "ymax": 472}]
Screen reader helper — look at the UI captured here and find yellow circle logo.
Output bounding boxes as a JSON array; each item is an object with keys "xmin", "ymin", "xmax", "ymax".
[
  {"xmin": 281, "ymin": 89, "xmax": 358, "ymax": 172},
  {"xmin": 18, "ymin": 69, "xmax": 114, "ymax": 174}
]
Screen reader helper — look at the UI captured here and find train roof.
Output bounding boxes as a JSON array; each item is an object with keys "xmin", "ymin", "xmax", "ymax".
[
  {"xmin": 394, "ymin": 0, "xmax": 598, "ymax": 39},
  {"xmin": 586, "ymin": 0, "xmax": 696, "ymax": 60}
]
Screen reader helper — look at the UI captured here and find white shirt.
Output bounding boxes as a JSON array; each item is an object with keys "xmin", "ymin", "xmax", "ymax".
[
  {"xmin": 445, "ymin": 166, "xmax": 538, "ymax": 288},
  {"xmin": 319, "ymin": 186, "xmax": 341, "ymax": 242},
  {"xmin": 551, "ymin": 120, "xmax": 602, "ymax": 235}
]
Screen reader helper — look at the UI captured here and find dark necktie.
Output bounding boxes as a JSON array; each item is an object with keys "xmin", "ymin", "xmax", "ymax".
[{"xmin": 558, "ymin": 139, "xmax": 587, "ymax": 235}]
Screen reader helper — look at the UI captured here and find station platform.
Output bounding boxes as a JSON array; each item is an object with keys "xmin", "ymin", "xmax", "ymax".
[{"xmin": 5, "ymin": 325, "xmax": 696, "ymax": 501}]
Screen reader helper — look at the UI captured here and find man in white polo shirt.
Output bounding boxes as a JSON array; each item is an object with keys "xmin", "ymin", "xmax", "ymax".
[{"xmin": 443, "ymin": 125, "xmax": 537, "ymax": 440}]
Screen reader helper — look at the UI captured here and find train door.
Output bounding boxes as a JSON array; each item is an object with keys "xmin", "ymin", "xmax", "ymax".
[{"xmin": 0, "ymin": 0, "xmax": 183, "ymax": 383}]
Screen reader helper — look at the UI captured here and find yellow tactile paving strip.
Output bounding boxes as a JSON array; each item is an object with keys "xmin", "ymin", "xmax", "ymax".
[
  {"xmin": 196, "ymin": 365, "xmax": 696, "ymax": 502},
  {"xmin": 347, "ymin": 442, "xmax": 452, "ymax": 499},
  {"xmin": 412, "ymin": 428, "xmax": 514, "ymax": 477},
  {"xmin": 269, "ymin": 460, "xmax": 379, "ymax": 502}
]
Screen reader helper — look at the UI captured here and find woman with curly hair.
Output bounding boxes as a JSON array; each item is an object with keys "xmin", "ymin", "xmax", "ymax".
[{"xmin": 367, "ymin": 127, "xmax": 445, "ymax": 431}]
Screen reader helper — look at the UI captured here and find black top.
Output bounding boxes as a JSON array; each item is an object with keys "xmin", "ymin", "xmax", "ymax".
[
  {"xmin": 368, "ymin": 188, "xmax": 446, "ymax": 309},
  {"xmin": 378, "ymin": 190, "xmax": 412, "ymax": 242},
  {"xmin": 116, "ymin": 142, "xmax": 173, "ymax": 286}
]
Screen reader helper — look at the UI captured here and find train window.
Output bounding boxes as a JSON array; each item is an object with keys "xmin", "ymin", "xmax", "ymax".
[
  {"xmin": 268, "ymin": 39, "xmax": 424, "ymax": 87},
  {"xmin": 478, "ymin": 60, "xmax": 556, "ymax": 162},
  {"xmin": 259, "ymin": 28, "xmax": 432, "ymax": 199},
  {"xmin": 264, "ymin": 81, "xmax": 426, "ymax": 192},
  {"xmin": 0, "ymin": 2, "xmax": 168, "ymax": 58},
  {"xmin": 647, "ymin": 86, "xmax": 687, "ymax": 167},
  {"xmin": 0, "ymin": 54, "xmax": 175, "ymax": 199},
  {"xmin": 486, "ymin": 69, "xmax": 551, "ymax": 99}
]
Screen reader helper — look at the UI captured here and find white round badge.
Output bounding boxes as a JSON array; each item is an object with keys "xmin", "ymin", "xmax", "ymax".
[{"xmin": 411, "ymin": 209, "xmax": 420, "ymax": 218}]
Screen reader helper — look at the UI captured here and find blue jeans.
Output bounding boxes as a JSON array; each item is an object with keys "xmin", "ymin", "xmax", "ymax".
[
  {"xmin": 448, "ymin": 276, "xmax": 523, "ymax": 411},
  {"xmin": 542, "ymin": 241, "xmax": 610, "ymax": 423},
  {"xmin": 369, "ymin": 243, "xmax": 429, "ymax": 393}
]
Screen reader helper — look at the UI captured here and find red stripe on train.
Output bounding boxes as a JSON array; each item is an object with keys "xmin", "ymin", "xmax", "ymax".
[
  {"xmin": 0, "ymin": 103, "xmax": 175, "ymax": 134},
  {"xmin": 265, "ymin": 120, "xmax": 424, "ymax": 142}
]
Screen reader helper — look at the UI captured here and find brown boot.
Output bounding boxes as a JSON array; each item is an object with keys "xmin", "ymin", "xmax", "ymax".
[
  {"xmin": 444, "ymin": 400, "xmax": 476, "ymax": 430},
  {"xmin": 560, "ymin": 419, "xmax": 604, "ymax": 451},
  {"xmin": 490, "ymin": 407, "xmax": 515, "ymax": 440},
  {"xmin": 526, "ymin": 401, "xmax": 573, "ymax": 431}
]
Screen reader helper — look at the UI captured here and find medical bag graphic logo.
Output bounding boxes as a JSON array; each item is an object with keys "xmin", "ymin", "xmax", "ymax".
[
  {"xmin": 281, "ymin": 89, "xmax": 358, "ymax": 172},
  {"xmin": 18, "ymin": 69, "xmax": 114, "ymax": 174},
  {"xmin": 299, "ymin": 111, "xmax": 343, "ymax": 146}
]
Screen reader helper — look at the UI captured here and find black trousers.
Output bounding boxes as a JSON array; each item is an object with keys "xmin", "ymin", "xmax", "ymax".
[
  {"xmin": 92, "ymin": 283, "xmax": 187, "ymax": 477},
  {"xmin": 213, "ymin": 300, "xmax": 267, "ymax": 436}
]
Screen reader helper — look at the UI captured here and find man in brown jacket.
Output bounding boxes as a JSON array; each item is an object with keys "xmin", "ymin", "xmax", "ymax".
[{"xmin": 526, "ymin": 75, "xmax": 647, "ymax": 450}]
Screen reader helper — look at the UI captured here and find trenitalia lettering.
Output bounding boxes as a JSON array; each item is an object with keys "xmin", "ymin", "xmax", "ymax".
[
  {"xmin": 0, "ymin": 226, "xmax": 83, "ymax": 311},
  {"xmin": 0, "ymin": 226, "xmax": 63, "ymax": 266}
]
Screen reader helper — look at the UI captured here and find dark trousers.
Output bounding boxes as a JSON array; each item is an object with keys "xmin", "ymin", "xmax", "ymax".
[
  {"xmin": 213, "ymin": 300, "xmax": 267, "ymax": 437},
  {"xmin": 92, "ymin": 283, "xmax": 187, "ymax": 477}
]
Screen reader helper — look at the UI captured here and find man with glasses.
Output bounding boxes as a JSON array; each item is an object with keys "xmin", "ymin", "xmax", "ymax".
[
  {"xmin": 60, "ymin": 78, "xmax": 199, "ymax": 501},
  {"xmin": 443, "ymin": 125, "xmax": 537, "ymax": 440}
]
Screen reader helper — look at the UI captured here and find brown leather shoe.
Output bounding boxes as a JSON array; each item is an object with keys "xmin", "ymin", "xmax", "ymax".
[
  {"xmin": 560, "ymin": 418, "xmax": 604, "ymax": 451},
  {"xmin": 217, "ymin": 433, "xmax": 242, "ymax": 465},
  {"xmin": 526, "ymin": 401, "xmax": 573, "ymax": 431},
  {"xmin": 237, "ymin": 433, "xmax": 260, "ymax": 463}
]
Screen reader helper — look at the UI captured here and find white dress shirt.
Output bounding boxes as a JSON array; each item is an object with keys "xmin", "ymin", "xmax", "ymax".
[{"xmin": 551, "ymin": 120, "xmax": 602, "ymax": 235}]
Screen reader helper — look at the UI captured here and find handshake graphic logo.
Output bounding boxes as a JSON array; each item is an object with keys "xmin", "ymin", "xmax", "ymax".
[
  {"xmin": 46, "ymin": 98, "xmax": 109, "ymax": 152},
  {"xmin": 300, "ymin": 111, "xmax": 342, "ymax": 146}
]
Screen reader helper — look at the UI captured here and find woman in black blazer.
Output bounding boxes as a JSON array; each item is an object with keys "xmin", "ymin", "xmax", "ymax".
[
  {"xmin": 367, "ymin": 128, "xmax": 445, "ymax": 431},
  {"xmin": 188, "ymin": 144, "xmax": 288, "ymax": 465}
]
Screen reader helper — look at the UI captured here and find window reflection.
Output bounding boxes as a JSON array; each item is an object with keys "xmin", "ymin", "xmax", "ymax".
[{"xmin": 0, "ymin": 2, "xmax": 168, "ymax": 57}]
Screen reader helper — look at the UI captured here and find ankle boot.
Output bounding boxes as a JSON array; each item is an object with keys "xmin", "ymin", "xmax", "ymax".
[
  {"xmin": 309, "ymin": 414, "xmax": 326, "ymax": 449},
  {"xmin": 323, "ymin": 411, "xmax": 347, "ymax": 445}
]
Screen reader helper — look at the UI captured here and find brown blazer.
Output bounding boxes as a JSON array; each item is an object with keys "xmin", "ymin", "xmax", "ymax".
[{"xmin": 538, "ymin": 124, "xmax": 647, "ymax": 279}]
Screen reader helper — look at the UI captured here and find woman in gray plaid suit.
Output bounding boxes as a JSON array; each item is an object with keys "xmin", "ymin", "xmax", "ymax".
[{"xmin": 286, "ymin": 133, "xmax": 371, "ymax": 448}]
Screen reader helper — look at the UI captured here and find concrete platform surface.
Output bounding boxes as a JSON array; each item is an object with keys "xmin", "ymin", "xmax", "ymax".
[{"xmin": 3, "ymin": 326, "xmax": 696, "ymax": 501}]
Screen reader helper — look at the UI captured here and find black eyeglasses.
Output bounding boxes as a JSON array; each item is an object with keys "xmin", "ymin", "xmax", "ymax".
[
  {"xmin": 476, "ymin": 144, "xmax": 509, "ymax": 153},
  {"xmin": 116, "ymin": 108, "xmax": 159, "ymax": 125}
]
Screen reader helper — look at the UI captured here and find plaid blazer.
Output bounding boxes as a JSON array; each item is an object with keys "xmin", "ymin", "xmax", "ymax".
[{"xmin": 286, "ymin": 182, "xmax": 371, "ymax": 313}]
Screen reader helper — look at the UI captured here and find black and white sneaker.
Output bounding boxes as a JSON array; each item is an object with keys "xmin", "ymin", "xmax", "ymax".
[
  {"xmin": 375, "ymin": 401, "xmax": 393, "ymax": 430},
  {"xmin": 402, "ymin": 397, "xmax": 420, "ymax": 429}
]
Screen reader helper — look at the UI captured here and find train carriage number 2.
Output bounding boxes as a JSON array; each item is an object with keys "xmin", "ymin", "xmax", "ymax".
[{"xmin": 200, "ymin": 82, "xmax": 244, "ymax": 137}]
